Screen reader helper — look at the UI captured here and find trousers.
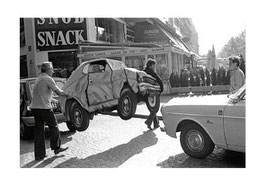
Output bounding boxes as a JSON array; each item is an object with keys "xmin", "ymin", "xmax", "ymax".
[{"xmin": 32, "ymin": 109, "xmax": 61, "ymax": 158}]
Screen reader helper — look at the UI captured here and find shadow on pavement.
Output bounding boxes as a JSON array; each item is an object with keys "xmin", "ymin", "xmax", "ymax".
[
  {"xmin": 157, "ymin": 148, "xmax": 245, "ymax": 168},
  {"xmin": 55, "ymin": 130, "xmax": 158, "ymax": 168},
  {"xmin": 20, "ymin": 130, "xmax": 75, "ymax": 155},
  {"xmin": 22, "ymin": 155, "xmax": 65, "ymax": 168}
]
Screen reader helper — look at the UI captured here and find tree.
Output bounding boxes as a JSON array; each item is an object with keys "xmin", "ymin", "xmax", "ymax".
[
  {"xmin": 199, "ymin": 68, "xmax": 205, "ymax": 86},
  {"xmin": 211, "ymin": 68, "xmax": 217, "ymax": 86},
  {"xmin": 180, "ymin": 70, "xmax": 189, "ymax": 87},
  {"xmin": 174, "ymin": 73, "xmax": 180, "ymax": 87},
  {"xmin": 225, "ymin": 68, "xmax": 231, "ymax": 85},
  {"xmin": 195, "ymin": 73, "xmax": 200, "ymax": 86},
  {"xmin": 169, "ymin": 72, "xmax": 175, "ymax": 87},
  {"xmin": 189, "ymin": 71, "xmax": 195, "ymax": 87},
  {"xmin": 218, "ymin": 30, "xmax": 246, "ymax": 58},
  {"xmin": 217, "ymin": 67, "xmax": 226, "ymax": 85},
  {"xmin": 205, "ymin": 68, "xmax": 211, "ymax": 86}
]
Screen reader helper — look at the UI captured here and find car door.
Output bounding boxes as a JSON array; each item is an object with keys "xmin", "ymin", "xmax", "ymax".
[
  {"xmin": 223, "ymin": 95, "xmax": 245, "ymax": 150},
  {"xmin": 86, "ymin": 60, "xmax": 113, "ymax": 106}
]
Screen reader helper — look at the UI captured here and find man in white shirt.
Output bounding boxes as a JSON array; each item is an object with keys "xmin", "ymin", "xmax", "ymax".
[
  {"xmin": 229, "ymin": 57, "xmax": 245, "ymax": 93},
  {"xmin": 30, "ymin": 61, "xmax": 70, "ymax": 161}
]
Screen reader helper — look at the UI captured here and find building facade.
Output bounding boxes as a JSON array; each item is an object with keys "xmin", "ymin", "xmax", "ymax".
[{"xmin": 20, "ymin": 18, "xmax": 197, "ymax": 80}]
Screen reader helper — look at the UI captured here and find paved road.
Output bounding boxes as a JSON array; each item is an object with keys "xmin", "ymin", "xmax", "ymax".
[{"xmin": 20, "ymin": 113, "xmax": 245, "ymax": 168}]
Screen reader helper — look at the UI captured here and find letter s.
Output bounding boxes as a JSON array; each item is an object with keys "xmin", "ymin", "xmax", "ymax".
[
  {"xmin": 36, "ymin": 18, "xmax": 45, "ymax": 25},
  {"xmin": 37, "ymin": 32, "xmax": 45, "ymax": 46}
]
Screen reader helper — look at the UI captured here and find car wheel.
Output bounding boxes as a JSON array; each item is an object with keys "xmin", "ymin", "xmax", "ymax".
[
  {"xmin": 118, "ymin": 86, "xmax": 137, "ymax": 120},
  {"xmin": 66, "ymin": 121, "xmax": 76, "ymax": 132},
  {"xmin": 145, "ymin": 92, "xmax": 160, "ymax": 113},
  {"xmin": 180, "ymin": 124, "xmax": 215, "ymax": 159},
  {"xmin": 69, "ymin": 101, "xmax": 90, "ymax": 131},
  {"xmin": 20, "ymin": 119, "xmax": 34, "ymax": 140}
]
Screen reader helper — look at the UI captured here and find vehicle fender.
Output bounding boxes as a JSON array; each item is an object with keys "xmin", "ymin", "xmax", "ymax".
[
  {"xmin": 64, "ymin": 97, "xmax": 89, "ymax": 120},
  {"xmin": 176, "ymin": 116, "xmax": 227, "ymax": 148},
  {"xmin": 123, "ymin": 68, "xmax": 139, "ymax": 94}
]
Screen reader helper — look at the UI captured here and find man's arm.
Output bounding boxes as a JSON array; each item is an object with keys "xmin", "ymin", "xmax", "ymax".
[{"xmin": 54, "ymin": 89, "xmax": 71, "ymax": 98}]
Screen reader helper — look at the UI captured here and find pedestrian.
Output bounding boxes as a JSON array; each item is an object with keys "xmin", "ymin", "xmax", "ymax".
[
  {"xmin": 229, "ymin": 56, "xmax": 245, "ymax": 93},
  {"xmin": 143, "ymin": 58, "xmax": 164, "ymax": 130},
  {"xmin": 30, "ymin": 61, "xmax": 71, "ymax": 161}
]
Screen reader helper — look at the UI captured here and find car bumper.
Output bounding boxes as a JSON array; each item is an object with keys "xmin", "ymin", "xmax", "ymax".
[{"xmin": 21, "ymin": 113, "xmax": 67, "ymax": 126}]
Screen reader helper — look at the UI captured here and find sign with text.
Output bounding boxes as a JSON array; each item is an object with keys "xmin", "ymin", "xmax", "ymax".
[
  {"xmin": 78, "ymin": 46, "xmax": 172, "ymax": 60},
  {"xmin": 34, "ymin": 18, "xmax": 87, "ymax": 51},
  {"xmin": 134, "ymin": 23, "xmax": 169, "ymax": 43}
]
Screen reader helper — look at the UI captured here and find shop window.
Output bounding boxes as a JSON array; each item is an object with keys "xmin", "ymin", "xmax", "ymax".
[
  {"xmin": 125, "ymin": 56, "xmax": 145, "ymax": 70},
  {"xmin": 155, "ymin": 53, "xmax": 169, "ymax": 80},
  {"xmin": 48, "ymin": 51, "xmax": 78, "ymax": 78},
  {"xmin": 95, "ymin": 18, "xmax": 113, "ymax": 43}
]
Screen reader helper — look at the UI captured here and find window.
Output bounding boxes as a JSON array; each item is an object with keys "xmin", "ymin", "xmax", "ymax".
[
  {"xmin": 48, "ymin": 51, "xmax": 78, "ymax": 78},
  {"xmin": 84, "ymin": 60, "xmax": 109, "ymax": 74},
  {"xmin": 126, "ymin": 26, "xmax": 135, "ymax": 42},
  {"xmin": 155, "ymin": 54, "xmax": 169, "ymax": 80},
  {"xmin": 95, "ymin": 18, "xmax": 113, "ymax": 43},
  {"xmin": 125, "ymin": 56, "xmax": 145, "ymax": 70},
  {"xmin": 20, "ymin": 18, "xmax": 26, "ymax": 47}
]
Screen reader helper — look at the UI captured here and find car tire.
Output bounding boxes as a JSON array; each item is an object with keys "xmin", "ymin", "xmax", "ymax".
[
  {"xmin": 20, "ymin": 119, "xmax": 34, "ymax": 140},
  {"xmin": 66, "ymin": 121, "xmax": 76, "ymax": 132},
  {"xmin": 145, "ymin": 92, "xmax": 160, "ymax": 113},
  {"xmin": 180, "ymin": 123, "xmax": 215, "ymax": 159},
  {"xmin": 69, "ymin": 101, "xmax": 90, "ymax": 131},
  {"xmin": 118, "ymin": 86, "xmax": 137, "ymax": 120}
]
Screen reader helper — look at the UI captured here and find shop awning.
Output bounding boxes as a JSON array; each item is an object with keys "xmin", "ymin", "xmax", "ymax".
[{"xmin": 156, "ymin": 24, "xmax": 191, "ymax": 56}]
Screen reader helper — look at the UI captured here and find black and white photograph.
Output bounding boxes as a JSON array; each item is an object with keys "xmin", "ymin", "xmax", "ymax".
[
  {"xmin": 1, "ymin": 0, "xmax": 266, "ymax": 186},
  {"xmin": 19, "ymin": 17, "xmax": 246, "ymax": 168}
]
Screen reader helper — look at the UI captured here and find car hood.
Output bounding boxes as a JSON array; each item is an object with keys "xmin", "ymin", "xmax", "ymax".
[{"xmin": 161, "ymin": 94, "xmax": 230, "ymax": 115}]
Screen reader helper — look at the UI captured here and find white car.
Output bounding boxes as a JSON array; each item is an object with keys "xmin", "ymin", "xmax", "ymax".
[{"xmin": 161, "ymin": 85, "xmax": 245, "ymax": 159}]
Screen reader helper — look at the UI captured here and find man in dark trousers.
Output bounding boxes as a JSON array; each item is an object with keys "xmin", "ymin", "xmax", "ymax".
[
  {"xmin": 30, "ymin": 61, "xmax": 70, "ymax": 161},
  {"xmin": 143, "ymin": 58, "xmax": 164, "ymax": 130}
]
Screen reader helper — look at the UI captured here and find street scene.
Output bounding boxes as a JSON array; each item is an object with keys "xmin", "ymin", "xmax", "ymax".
[
  {"xmin": 20, "ymin": 96, "xmax": 245, "ymax": 168},
  {"xmin": 19, "ymin": 17, "xmax": 246, "ymax": 169}
]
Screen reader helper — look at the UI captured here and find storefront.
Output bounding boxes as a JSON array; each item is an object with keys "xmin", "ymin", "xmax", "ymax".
[
  {"xmin": 20, "ymin": 18, "xmax": 126, "ymax": 78},
  {"xmin": 77, "ymin": 42, "xmax": 191, "ymax": 81}
]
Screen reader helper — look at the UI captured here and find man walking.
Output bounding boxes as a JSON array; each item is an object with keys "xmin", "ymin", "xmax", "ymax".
[
  {"xmin": 143, "ymin": 58, "xmax": 164, "ymax": 130},
  {"xmin": 30, "ymin": 61, "xmax": 70, "ymax": 161}
]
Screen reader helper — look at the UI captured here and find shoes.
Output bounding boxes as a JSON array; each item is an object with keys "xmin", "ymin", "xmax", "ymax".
[
  {"xmin": 35, "ymin": 155, "xmax": 47, "ymax": 161},
  {"xmin": 144, "ymin": 120, "xmax": 152, "ymax": 130},
  {"xmin": 54, "ymin": 147, "xmax": 69, "ymax": 155}
]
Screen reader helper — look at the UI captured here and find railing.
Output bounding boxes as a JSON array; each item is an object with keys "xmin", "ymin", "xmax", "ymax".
[{"xmin": 168, "ymin": 85, "xmax": 230, "ymax": 95}]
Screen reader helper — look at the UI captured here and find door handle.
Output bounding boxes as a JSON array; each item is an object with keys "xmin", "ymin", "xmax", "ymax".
[
  {"xmin": 207, "ymin": 120, "xmax": 213, "ymax": 124},
  {"xmin": 89, "ymin": 80, "xmax": 92, "ymax": 84}
]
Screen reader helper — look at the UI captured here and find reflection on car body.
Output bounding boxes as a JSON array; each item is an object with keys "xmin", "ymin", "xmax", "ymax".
[{"xmin": 161, "ymin": 85, "xmax": 245, "ymax": 159}]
